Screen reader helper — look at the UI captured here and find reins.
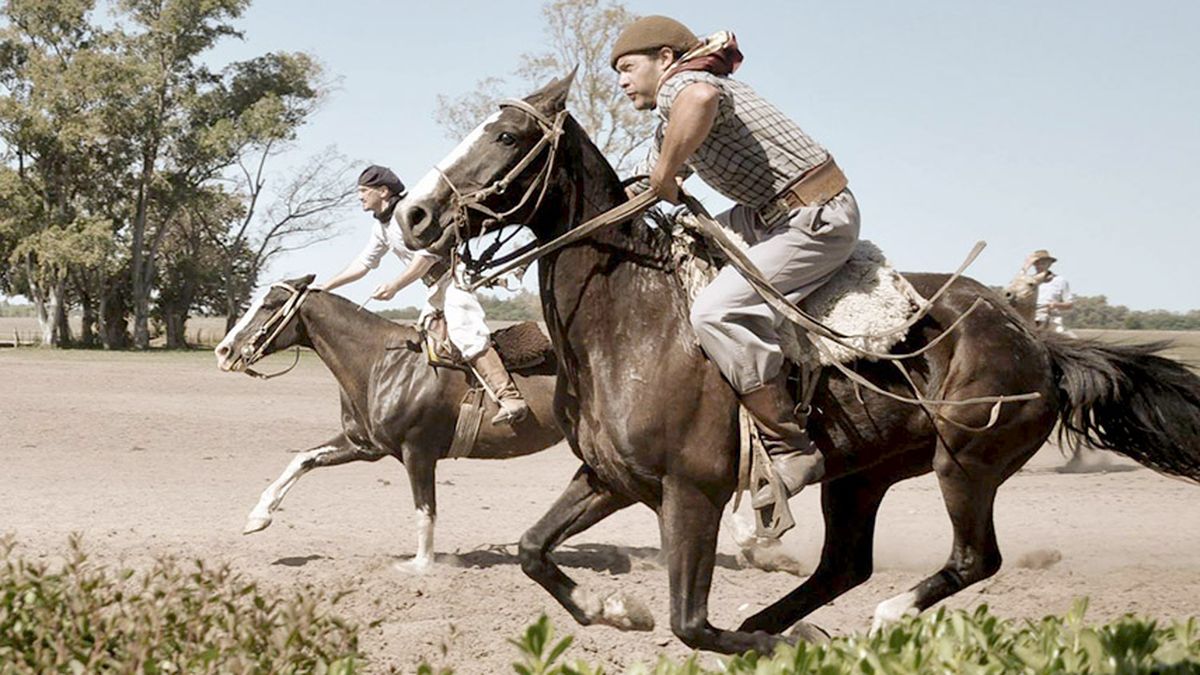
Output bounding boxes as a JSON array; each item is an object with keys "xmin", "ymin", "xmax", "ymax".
[
  {"xmin": 437, "ymin": 101, "xmax": 1039, "ymax": 427},
  {"xmin": 232, "ymin": 281, "xmax": 309, "ymax": 380}
]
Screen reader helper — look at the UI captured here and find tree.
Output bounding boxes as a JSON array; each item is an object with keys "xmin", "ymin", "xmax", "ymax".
[
  {"xmin": 205, "ymin": 146, "xmax": 356, "ymax": 332},
  {"xmin": 434, "ymin": 0, "xmax": 652, "ymax": 173},
  {"xmin": 112, "ymin": 0, "xmax": 328, "ymax": 348},
  {"xmin": 1, "ymin": 0, "xmax": 335, "ymax": 348},
  {"xmin": 0, "ymin": 0, "xmax": 116, "ymax": 346}
]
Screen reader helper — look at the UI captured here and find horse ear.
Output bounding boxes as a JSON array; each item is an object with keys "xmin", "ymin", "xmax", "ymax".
[
  {"xmin": 528, "ymin": 67, "xmax": 577, "ymax": 114},
  {"xmin": 288, "ymin": 274, "xmax": 316, "ymax": 290}
]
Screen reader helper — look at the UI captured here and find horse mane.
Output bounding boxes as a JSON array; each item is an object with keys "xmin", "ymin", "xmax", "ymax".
[
  {"xmin": 557, "ymin": 114, "xmax": 679, "ymax": 266},
  {"xmin": 311, "ymin": 289, "xmax": 421, "ymax": 341}
]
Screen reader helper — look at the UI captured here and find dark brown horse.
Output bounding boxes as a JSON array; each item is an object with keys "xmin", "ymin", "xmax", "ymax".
[
  {"xmin": 398, "ymin": 74, "xmax": 1200, "ymax": 653},
  {"xmin": 214, "ymin": 276, "xmax": 563, "ymax": 570}
]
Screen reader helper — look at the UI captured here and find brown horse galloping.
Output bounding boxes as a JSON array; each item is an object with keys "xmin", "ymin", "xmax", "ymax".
[
  {"xmin": 398, "ymin": 74, "xmax": 1200, "ymax": 653},
  {"xmin": 214, "ymin": 278, "xmax": 563, "ymax": 570}
]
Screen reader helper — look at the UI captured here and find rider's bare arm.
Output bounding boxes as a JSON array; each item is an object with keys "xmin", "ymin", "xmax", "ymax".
[
  {"xmin": 651, "ymin": 82, "xmax": 720, "ymax": 203},
  {"xmin": 371, "ymin": 255, "xmax": 438, "ymax": 301},
  {"xmin": 316, "ymin": 261, "xmax": 370, "ymax": 292}
]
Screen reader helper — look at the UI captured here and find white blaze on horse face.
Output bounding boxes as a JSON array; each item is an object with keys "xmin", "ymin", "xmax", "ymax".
[
  {"xmin": 215, "ymin": 289, "xmax": 269, "ymax": 370},
  {"xmin": 406, "ymin": 111, "xmax": 501, "ymax": 205}
]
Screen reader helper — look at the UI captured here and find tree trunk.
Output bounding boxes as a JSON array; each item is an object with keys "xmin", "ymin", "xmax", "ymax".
[
  {"xmin": 163, "ymin": 309, "xmax": 188, "ymax": 349},
  {"xmin": 130, "ymin": 152, "xmax": 156, "ymax": 350},
  {"xmin": 99, "ymin": 281, "xmax": 130, "ymax": 350},
  {"xmin": 77, "ymin": 275, "xmax": 99, "ymax": 348},
  {"xmin": 52, "ymin": 279, "xmax": 73, "ymax": 348}
]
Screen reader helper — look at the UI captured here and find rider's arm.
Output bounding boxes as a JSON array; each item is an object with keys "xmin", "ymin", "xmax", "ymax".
[
  {"xmin": 371, "ymin": 255, "xmax": 438, "ymax": 301},
  {"xmin": 317, "ymin": 222, "xmax": 388, "ymax": 291},
  {"xmin": 316, "ymin": 261, "xmax": 370, "ymax": 292},
  {"xmin": 625, "ymin": 133, "xmax": 693, "ymax": 199},
  {"xmin": 650, "ymin": 82, "xmax": 720, "ymax": 203}
]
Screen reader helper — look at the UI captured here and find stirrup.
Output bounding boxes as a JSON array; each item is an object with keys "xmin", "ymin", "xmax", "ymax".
[
  {"xmin": 748, "ymin": 438, "xmax": 796, "ymax": 539},
  {"xmin": 751, "ymin": 476, "xmax": 796, "ymax": 539}
]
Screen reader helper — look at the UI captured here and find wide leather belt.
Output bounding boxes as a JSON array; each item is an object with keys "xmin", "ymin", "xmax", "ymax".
[{"xmin": 758, "ymin": 156, "xmax": 848, "ymax": 225}]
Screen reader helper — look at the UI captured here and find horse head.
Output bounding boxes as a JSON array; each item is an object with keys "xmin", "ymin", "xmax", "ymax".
[
  {"xmin": 1002, "ymin": 270, "xmax": 1050, "ymax": 323},
  {"xmin": 398, "ymin": 71, "xmax": 578, "ymax": 256},
  {"xmin": 214, "ymin": 274, "xmax": 315, "ymax": 373}
]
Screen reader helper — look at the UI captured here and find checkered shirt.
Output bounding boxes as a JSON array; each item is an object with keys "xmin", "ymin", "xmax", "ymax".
[{"xmin": 633, "ymin": 71, "xmax": 830, "ymax": 209}]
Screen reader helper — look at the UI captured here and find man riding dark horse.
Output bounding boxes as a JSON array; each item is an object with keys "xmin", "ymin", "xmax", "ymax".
[{"xmin": 612, "ymin": 16, "xmax": 858, "ymax": 510}]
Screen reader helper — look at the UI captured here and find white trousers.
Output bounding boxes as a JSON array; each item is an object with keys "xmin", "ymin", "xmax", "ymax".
[{"xmin": 421, "ymin": 276, "xmax": 491, "ymax": 360}]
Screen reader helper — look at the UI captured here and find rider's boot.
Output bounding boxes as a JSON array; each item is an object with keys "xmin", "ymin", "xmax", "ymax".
[
  {"xmin": 739, "ymin": 373, "xmax": 825, "ymax": 508},
  {"xmin": 470, "ymin": 345, "xmax": 529, "ymax": 425}
]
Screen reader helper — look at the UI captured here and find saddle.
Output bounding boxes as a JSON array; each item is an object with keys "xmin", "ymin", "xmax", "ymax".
[
  {"xmin": 667, "ymin": 211, "xmax": 926, "ymax": 537},
  {"xmin": 418, "ymin": 315, "xmax": 555, "ymax": 461},
  {"xmin": 420, "ymin": 313, "xmax": 554, "ymax": 374}
]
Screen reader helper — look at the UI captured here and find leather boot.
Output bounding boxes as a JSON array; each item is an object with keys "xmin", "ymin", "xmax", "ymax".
[
  {"xmin": 739, "ymin": 374, "xmax": 825, "ymax": 507},
  {"xmin": 470, "ymin": 345, "xmax": 529, "ymax": 425}
]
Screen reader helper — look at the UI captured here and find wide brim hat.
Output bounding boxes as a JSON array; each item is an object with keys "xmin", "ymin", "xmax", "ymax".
[{"xmin": 1030, "ymin": 249, "xmax": 1057, "ymax": 264}]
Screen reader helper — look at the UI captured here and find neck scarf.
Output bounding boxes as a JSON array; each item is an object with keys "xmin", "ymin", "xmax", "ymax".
[{"xmin": 656, "ymin": 30, "xmax": 744, "ymax": 96}]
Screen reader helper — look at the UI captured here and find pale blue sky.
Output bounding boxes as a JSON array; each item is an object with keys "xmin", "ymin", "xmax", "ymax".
[{"xmin": 67, "ymin": 1, "xmax": 1200, "ymax": 311}]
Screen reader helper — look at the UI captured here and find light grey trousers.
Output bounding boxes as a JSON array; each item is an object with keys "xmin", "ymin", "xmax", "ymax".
[{"xmin": 690, "ymin": 189, "xmax": 860, "ymax": 394}]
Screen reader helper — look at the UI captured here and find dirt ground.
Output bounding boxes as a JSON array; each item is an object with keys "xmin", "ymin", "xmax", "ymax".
[{"xmin": 2, "ymin": 345, "xmax": 1199, "ymax": 674}]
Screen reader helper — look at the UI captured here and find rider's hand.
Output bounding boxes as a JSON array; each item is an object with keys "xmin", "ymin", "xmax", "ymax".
[
  {"xmin": 649, "ymin": 171, "xmax": 684, "ymax": 205},
  {"xmin": 371, "ymin": 282, "xmax": 399, "ymax": 301}
]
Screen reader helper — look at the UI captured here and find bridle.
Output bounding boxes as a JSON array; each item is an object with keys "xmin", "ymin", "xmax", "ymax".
[
  {"xmin": 231, "ymin": 281, "xmax": 309, "ymax": 380},
  {"xmin": 433, "ymin": 99, "xmax": 569, "ymax": 285}
]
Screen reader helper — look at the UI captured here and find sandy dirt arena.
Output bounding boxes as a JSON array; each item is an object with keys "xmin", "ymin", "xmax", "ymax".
[{"xmin": 2, "ymin": 346, "xmax": 1198, "ymax": 673}]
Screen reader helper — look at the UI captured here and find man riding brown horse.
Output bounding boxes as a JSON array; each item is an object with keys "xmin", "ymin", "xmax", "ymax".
[
  {"xmin": 612, "ymin": 16, "xmax": 857, "ymax": 511},
  {"xmin": 318, "ymin": 165, "xmax": 529, "ymax": 424}
]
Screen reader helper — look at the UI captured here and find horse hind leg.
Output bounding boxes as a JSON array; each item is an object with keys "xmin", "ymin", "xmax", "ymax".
[
  {"xmin": 243, "ymin": 434, "xmax": 377, "ymax": 534},
  {"xmin": 740, "ymin": 450, "xmax": 927, "ymax": 634},
  {"xmin": 870, "ymin": 438, "xmax": 1008, "ymax": 633},
  {"xmin": 517, "ymin": 465, "xmax": 646, "ymax": 630}
]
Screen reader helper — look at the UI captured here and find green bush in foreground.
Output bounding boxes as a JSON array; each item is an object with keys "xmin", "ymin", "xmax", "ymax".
[
  {"xmin": 496, "ymin": 604, "xmax": 1200, "ymax": 675},
  {"xmin": 0, "ymin": 536, "xmax": 360, "ymax": 673}
]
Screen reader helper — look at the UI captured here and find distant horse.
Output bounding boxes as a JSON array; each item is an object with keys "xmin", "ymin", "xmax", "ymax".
[
  {"xmin": 214, "ymin": 276, "xmax": 564, "ymax": 570},
  {"xmin": 1003, "ymin": 269, "xmax": 1050, "ymax": 325},
  {"xmin": 397, "ymin": 73, "xmax": 1200, "ymax": 653}
]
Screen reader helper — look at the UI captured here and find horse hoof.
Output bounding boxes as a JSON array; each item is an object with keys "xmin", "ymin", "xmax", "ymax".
[
  {"xmin": 598, "ymin": 592, "xmax": 655, "ymax": 631},
  {"xmin": 393, "ymin": 557, "xmax": 433, "ymax": 574},
  {"xmin": 243, "ymin": 516, "xmax": 271, "ymax": 534},
  {"xmin": 786, "ymin": 621, "xmax": 831, "ymax": 644}
]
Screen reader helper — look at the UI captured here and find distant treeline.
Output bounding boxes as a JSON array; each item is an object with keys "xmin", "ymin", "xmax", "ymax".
[
  {"xmin": 0, "ymin": 300, "xmax": 36, "ymax": 317},
  {"xmin": 378, "ymin": 290, "xmax": 544, "ymax": 323},
  {"xmin": 1065, "ymin": 295, "xmax": 1200, "ymax": 330}
]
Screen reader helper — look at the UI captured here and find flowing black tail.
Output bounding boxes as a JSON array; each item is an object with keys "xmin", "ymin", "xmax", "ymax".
[{"xmin": 1043, "ymin": 333, "xmax": 1200, "ymax": 481}]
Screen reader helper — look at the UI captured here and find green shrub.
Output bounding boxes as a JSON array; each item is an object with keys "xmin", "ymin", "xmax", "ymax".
[
  {"xmin": 493, "ymin": 602, "xmax": 1200, "ymax": 675},
  {"xmin": 0, "ymin": 535, "xmax": 361, "ymax": 673}
]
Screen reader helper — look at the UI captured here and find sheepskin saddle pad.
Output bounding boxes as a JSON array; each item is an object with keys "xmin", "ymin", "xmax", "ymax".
[{"xmin": 666, "ymin": 211, "xmax": 926, "ymax": 367}]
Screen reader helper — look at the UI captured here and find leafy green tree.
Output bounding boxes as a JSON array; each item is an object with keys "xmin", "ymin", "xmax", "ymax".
[{"xmin": 435, "ymin": 0, "xmax": 652, "ymax": 173}]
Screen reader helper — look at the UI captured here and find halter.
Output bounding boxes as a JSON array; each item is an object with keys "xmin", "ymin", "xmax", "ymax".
[
  {"xmin": 435, "ymin": 99, "xmax": 569, "ymax": 285},
  {"xmin": 233, "ymin": 281, "xmax": 309, "ymax": 380}
]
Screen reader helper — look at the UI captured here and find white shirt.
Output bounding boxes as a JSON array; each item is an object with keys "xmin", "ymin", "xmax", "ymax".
[
  {"xmin": 356, "ymin": 217, "xmax": 441, "ymax": 271},
  {"xmin": 1035, "ymin": 274, "xmax": 1072, "ymax": 322}
]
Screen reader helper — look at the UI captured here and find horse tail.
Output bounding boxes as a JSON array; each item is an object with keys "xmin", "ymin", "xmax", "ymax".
[{"xmin": 1043, "ymin": 333, "xmax": 1200, "ymax": 482}]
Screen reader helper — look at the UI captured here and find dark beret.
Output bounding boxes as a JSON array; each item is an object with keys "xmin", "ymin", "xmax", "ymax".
[
  {"xmin": 358, "ymin": 165, "xmax": 406, "ymax": 196},
  {"xmin": 610, "ymin": 15, "xmax": 699, "ymax": 69}
]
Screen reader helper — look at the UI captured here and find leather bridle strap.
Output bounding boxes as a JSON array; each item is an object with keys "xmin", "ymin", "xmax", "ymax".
[
  {"xmin": 237, "ymin": 282, "xmax": 309, "ymax": 380},
  {"xmin": 463, "ymin": 188, "xmax": 659, "ymax": 291}
]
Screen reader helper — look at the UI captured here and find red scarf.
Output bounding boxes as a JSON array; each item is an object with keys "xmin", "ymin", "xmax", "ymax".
[{"xmin": 657, "ymin": 31, "xmax": 744, "ymax": 96}]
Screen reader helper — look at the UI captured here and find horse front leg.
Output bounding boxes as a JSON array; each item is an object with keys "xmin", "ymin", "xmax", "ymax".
[
  {"xmin": 517, "ymin": 465, "xmax": 649, "ymax": 630},
  {"xmin": 395, "ymin": 443, "xmax": 438, "ymax": 573},
  {"xmin": 243, "ymin": 434, "xmax": 379, "ymax": 534},
  {"xmin": 660, "ymin": 476, "xmax": 786, "ymax": 655}
]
